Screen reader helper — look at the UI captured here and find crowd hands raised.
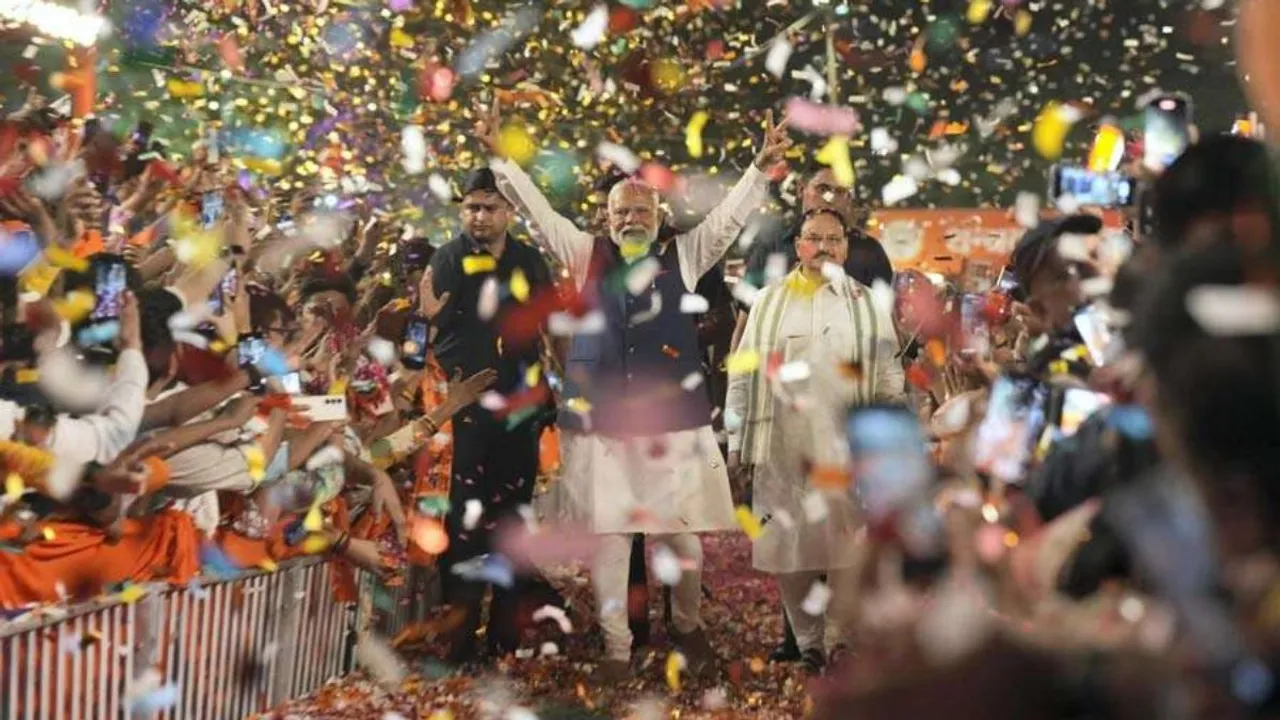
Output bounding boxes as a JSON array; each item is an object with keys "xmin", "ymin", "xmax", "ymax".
[{"xmin": 0, "ymin": 85, "xmax": 1279, "ymax": 720}]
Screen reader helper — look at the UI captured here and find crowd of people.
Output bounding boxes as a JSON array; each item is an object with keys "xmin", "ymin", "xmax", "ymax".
[{"xmin": 1, "ymin": 37, "xmax": 1280, "ymax": 720}]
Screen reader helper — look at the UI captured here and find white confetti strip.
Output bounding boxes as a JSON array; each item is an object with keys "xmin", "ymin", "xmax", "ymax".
[
  {"xmin": 881, "ymin": 175, "xmax": 919, "ymax": 205},
  {"xmin": 869, "ymin": 127, "xmax": 897, "ymax": 155},
  {"xmin": 651, "ymin": 543, "xmax": 683, "ymax": 585},
  {"xmin": 570, "ymin": 4, "xmax": 608, "ymax": 49},
  {"xmin": 777, "ymin": 361, "xmax": 811, "ymax": 383},
  {"xmin": 356, "ymin": 634, "xmax": 407, "ymax": 686},
  {"xmin": 801, "ymin": 580, "xmax": 832, "ymax": 616},
  {"xmin": 400, "ymin": 125, "xmax": 426, "ymax": 174},
  {"xmin": 679, "ymin": 293, "xmax": 710, "ymax": 314},
  {"xmin": 764, "ymin": 38, "xmax": 793, "ymax": 78},
  {"xmin": 365, "ymin": 336, "xmax": 397, "ymax": 366},
  {"xmin": 479, "ymin": 391, "xmax": 508, "ymax": 411},
  {"xmin": 463, "ymin": 499, "xmax": 484, "ymax": 530},
  {"xmin": 801, "ymin": 490, "xmax": 829, "ymax": 523},
  {"xmin": 427, "ymin": 173, "xmax": 453, "ymax": 202},
  {"xmin": 596, "ymin": 141, "xmax": 641, "ymax": 174},
  {"xmin": 626, "ymin": 258, "xmax": 661, "ymax": 296},
  {"xmin": 1186, "ymin": 285, "xmax": 1280, "ymax": 336},
  {"xmin": 1015, "ymin": 192, "xmax": 1041, "ymax": 229},
  {"xmin": 681, "ymin": 372, "xmax": 704, "ymax": 391},
  {"xmin": 477, "ymin": 276, "xmax": 500, "ymax": 321}
]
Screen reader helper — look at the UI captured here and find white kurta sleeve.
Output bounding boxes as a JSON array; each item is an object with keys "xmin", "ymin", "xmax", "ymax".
[
  {"xmin": 50, "ymin": 347, "xmax": 148, "ymax": 465},
  {"xmin": 675, "ymin": 164, "xmax": 771, "ymax": 291},
  {"xmin": 489, "ymin": 158, "xmax": 595, "ymax": 290},
  {"xmin": 725, "ymin": 292, "xmax": 766, "ymax": 454}
]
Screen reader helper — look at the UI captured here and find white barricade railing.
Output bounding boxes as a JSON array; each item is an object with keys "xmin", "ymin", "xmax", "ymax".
[{"xmin": 0, "ymin": 558, "xmax": 436, "ymax": 720}]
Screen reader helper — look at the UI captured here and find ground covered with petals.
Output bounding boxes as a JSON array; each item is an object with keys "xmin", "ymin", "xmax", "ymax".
[{"xmin": 257, "ymin": 533, "xmax": 813, "ymax": 719}]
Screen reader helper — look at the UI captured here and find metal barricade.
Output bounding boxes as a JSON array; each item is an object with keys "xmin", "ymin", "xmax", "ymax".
[{"xmin": 0, "ymin": 558, "xmax": 436, "ymax": 720}]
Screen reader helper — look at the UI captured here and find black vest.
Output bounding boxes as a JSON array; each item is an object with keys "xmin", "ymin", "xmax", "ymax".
[{"xmin": 559, "ymin": 237, "xmax": 711, "ymax": 437}]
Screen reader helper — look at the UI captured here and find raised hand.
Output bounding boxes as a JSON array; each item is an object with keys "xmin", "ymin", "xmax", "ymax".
[
  {"xmin": 754, "ymin": 109, "xmax": 793, "ymax": 171},
  {"xmin": 417, "ymin": 267, "xmax": 451, "ymax": 320},
  {"xmin": 446, "ymin": 367, "xmax": 498, "ymax": 410},
  {"xmin": 473, "ymin": 97, "xmax": 502, "ymax": 154}
]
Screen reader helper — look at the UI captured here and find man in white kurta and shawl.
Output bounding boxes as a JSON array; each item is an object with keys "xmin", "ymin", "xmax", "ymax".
[
  {"xmin": 726, "ymin": 208, "xmax": 905, "ymax": 674},
  {"xmin": 478, "ymin": 100, "xmax": 791, "ymax": 680}
]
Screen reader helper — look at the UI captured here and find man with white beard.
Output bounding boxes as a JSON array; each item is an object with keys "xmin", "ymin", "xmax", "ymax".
[{"xmin": 479, "ymin": 100, "xmax": 791, "ymax": 680}]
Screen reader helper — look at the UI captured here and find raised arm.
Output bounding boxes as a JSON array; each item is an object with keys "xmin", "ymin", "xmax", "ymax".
[
  {"xmin": 675, "ymin": 111, "xmax": 791, "ymax": 290},
  {"xmin": 476, "ymin": 100, "xmax": 594, "ymax": 288}
]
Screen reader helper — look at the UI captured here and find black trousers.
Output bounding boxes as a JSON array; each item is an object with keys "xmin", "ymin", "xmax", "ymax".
[{"xmin": 439, "ymin": 404, "xmax": 541, "ymax": 656}]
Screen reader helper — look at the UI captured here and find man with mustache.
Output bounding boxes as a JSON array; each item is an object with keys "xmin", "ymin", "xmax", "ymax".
[
  {"xmin": 727, "ymin": 208, "xmax": 905, "ymax": 675},
  {"xmin": 480, "ymin": 100, "xmax": 790, "ymax": 680}
]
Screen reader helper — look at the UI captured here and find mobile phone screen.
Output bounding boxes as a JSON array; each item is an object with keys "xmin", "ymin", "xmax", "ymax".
[
  {"xmin": 1143, "ymin": 95, "xmax": 1191, "ymax": 173},
  {"xmin": 201, "ymin": 190, "xmax": 224, "ymax": 229},
  {"xmin": 1052, "ymin": 164, "xmax": 1135, "ymax": 207},
  {"xmin": 401, "ymin": 316, "xmax": 430, "ymax": 370},
  {"xmin": 1073, "ymin": 303, "xmax": 1120, "ymax": 367},
  {"xmin": 847, "ymin": 405, "xmax": 933, "ymax": 519},
  {"xmin": 207, "ymin": 268, "xmax": 238, "ymax": 316},
  {"xmin": 972, "ymin": 375, "xmax": 1049, "ymax": 483},
  {"xmin": 238, "ymin": 335, "xmax": 266, "ymax": 370},
  {"xmin": 959, "ymin": 293, "xmax": 990, "ymax": 358},
  {"xmin": 90, "ymin": 259, "xmax": 128, "ymax": 322},
  {"xmin": 1058, "ymin": 388, "xmax": 1111, "ymax": 437}
]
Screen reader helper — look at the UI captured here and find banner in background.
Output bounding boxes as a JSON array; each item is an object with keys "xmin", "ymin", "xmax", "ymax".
[{"xmin": 868, "ymin": 208, "xmax": 1127, "ymax": 278}]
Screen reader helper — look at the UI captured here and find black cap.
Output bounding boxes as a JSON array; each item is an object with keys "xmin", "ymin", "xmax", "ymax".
[
  {"xmin": 459, "ymin": 168, "xmax": 500, "ymax": 198},
  {"xmin": 1009, "ymin": 213, "xmax": 1104, "ymax": 298}
]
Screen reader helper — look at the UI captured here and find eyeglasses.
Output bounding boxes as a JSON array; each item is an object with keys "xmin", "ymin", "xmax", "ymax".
[{"xmin": 798, "ymin": 234, "xmax": 847, "ymax": 248}]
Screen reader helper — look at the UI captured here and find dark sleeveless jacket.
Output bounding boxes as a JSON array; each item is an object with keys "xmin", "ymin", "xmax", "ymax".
[{"xmin": 559, "ymin": 236, "xmax": 711, "ymax": 437}]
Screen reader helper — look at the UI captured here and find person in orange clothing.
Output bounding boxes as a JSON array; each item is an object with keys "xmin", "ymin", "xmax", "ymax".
[{"xmin": 0, "ymin": 451, "xmax": 198, "ymax": 609}]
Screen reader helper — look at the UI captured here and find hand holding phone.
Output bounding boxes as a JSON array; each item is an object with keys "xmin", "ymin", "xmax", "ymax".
[
  {"xmin": 89, "ymin": 255, "xmax": 128, "ymax": 323},
  {"xmin": 238, "ymin": 334, "xmax": 267, "ymax": 392},
  {"xmin": 1143, "ymin": 93, "xmax": 1192, "ymax": 173},
  {"xmin": 972, "ymin": 374, "xmax": 1050, "ymax": 484},
  {"xmin": 401, "ymin": 315, "xmax": 430, "ymax": 370},
  {"xmin": 1050, "ymin": 164, "xmax": 1136, "ymax": 208}
]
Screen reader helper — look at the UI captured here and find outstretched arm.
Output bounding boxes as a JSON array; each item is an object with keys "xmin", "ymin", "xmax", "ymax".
[
  {"xmin": 477, "ymin": 100, "xmax": 594, "ymax": 288},
  {"xmin": 674, "ymin": 111, "xmax": 790, "ymax": 290}
]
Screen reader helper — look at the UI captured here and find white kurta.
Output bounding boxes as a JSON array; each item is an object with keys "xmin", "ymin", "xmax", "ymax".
[
  {"xmin": 727, "ymin": 274, "xmax": 905, "ymax": 573},
  {"xmin": 490, "ymin": 158, "xmax": 769, "ymax": 535}
]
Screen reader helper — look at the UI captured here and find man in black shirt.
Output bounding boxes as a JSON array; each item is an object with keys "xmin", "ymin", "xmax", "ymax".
[{"xmin": 427, "ymin": 168, "xmax": 554, "ymax": 663}]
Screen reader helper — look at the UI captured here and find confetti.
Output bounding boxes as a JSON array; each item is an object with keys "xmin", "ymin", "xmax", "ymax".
[
  {"xmin": 531, "ymin": 604, "xmax": 573, "ymax": 634},
  {"xmin": 477, "ymin": 276, "xmax": 500, "ymax": 321},
  {"xmin": 651, "ymin": 543, "xmax": 683, "ymax": 585},
  {"xmin": 785, "ymin": 98, "xmax": 860, "ymax": 137},
  {"xmin": 764, "ymin": 38, "xmax": 792, "ymax": 78},
  {"xmin": 1032, "ymin": 102, "xmax": 1084, "ymax": 160},
  {"xmin": 1186, "ymin": 285, "xmax": 1280, "ymax": 336},
  {"xmin": 735, "ymin": 506, "xmax": 762, "ymax": 539},
  {"xmin": 510, "ymin": 268, "xmax": 530, "ymax": 302},
  {"xmin": 571, "ymin": 4, "xmax": 609, "ymax": 49},
  {"xmin": 685, "ymin": 111, "xmax": 710, "ymax": 158},
  {"xmin": 462, "ymin": 499, "xmax": 484, "ymax": 531},
  {"xmin": 665, "ymin": 651, "xmax": 687, "ymax": 692},
  {"xmin": 463, "ymin": 255, "xmax": 497, "ymax": 275},
  {"xmin": 815, "ymin": 135, "xmax": 854, "ymax": 187},
  {"xmin": 801, "ymin": 580, "xmax": 832, "ymax": 616},
  {"xmin": 679, "ymin": 293, "xmax": 709, "ymax": 314},
  {"xmin": 725, "ymin": 350, "xmax": 760, "ymax": 375}
]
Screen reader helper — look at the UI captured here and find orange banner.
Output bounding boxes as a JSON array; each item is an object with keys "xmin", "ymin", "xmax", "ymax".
[{"xmin": 867, "ymin": 208, "xmax": 1126, "ymax": 278}]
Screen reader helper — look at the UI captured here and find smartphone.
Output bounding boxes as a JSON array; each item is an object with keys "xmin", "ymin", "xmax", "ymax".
[
  {"xmin": 1057, "ymin": 388, "xmax": 1111, "ymax": 437},
  {"xmin": 201, "ymin": 190, "xmax": 224, "ymax": 229},
  {"xmin": 401, "ymin": 315, "xmax": 430, "ymax": 370},
  {"xmin": 293, "ymin": 394, "xmax": 349, "ymax": 423},
  {"xmin": 1050, "ymin": 164, "xmax": 1136, "ymax": 208},
  {"xmin": 1073, "ymin": 303, "xmax": 1121, "ymax": 367},
  {"xmin": 972, "ymin": 374, "xmax": 1050, "ymax": 484},
  {"xmin": 1232, "ymin": 112, "xmax": 1265, "ymax": 140},
  {"xmin": 846, "ymin": 405, "xmax": 934, "ymax": 520},
  {"xmin": 959, "ymin": 293, "xmax": 990, "ymax": 358},
  {"xmin": 1143, "ymin": 94, "xmax": 1192, "ymax": 173},
  {"xmin": 207, "ymin": 268, "xmax": 238, "ymax": 316},
  {"xmin": 238, "ymin": 333, "xmax": 266, "ymax": 385},
  {"xmin": 89, "ymin": 256, "xmax": 129, "ymax": 322}
]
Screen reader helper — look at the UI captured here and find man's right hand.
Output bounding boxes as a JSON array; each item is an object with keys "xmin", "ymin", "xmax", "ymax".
[{"xmin": 473, "ymin": 98, "xmax": 501, "ymax": 154}]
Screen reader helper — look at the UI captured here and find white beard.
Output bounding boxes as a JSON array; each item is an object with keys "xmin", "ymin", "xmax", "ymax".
[{"xmin": 611, "ymin": 226, "xmax": 658, "ymax": 251}]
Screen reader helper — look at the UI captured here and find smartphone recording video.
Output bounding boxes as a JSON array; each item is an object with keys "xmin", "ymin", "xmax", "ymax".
[
  {"xmin": 1073, "ymin": 303, "xmax": 1122, "ymax": 367},
  {"xmin": 972, "ymin": 374, "xmax": 1050, "ymax": 484},
  {"xmin": 401, "ymin": 315, "xmax": 431, "ymax": 370},
  {"xmin": 959, "ymin": 293, "xmax": 991, "ymax": 358},
  {"xmin": 1050, "ymin": 164, "xmax": 1136, "ymax": 208},
  {"xmin": 89, "ymin": 256, "xmax": 128, "ymax": 323},
  {"xmin": 1143, "ymin": 94, "xmax": 1192, "ymax": 173},
  {"xmin": 847, "ymin": 405, "xmax": 933, "ymax": 519},
  {"xmin": 201, "ymin": 190, "xmax": 224, "ymax": 229},
  {"xmin": 206, "ymin": 268, "xmax": 238, "ymax": 317},
  {"xmin": 238, "ymin": 334, "xmax": 267, "ymax": 391}
]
